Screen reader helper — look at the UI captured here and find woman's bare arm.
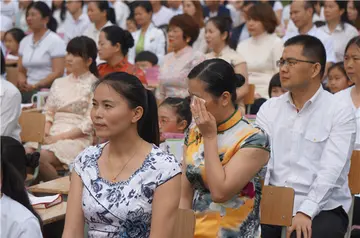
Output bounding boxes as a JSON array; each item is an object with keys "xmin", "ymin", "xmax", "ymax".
[
  {"xmin": 149, "ymin": 174, "xmax": 181, "ymax": 238},
  {"xmin": 204, "ymin": 137, "xmax": 269, "ymax": 203},
  {"xmin": 62, "ymin": 172, "xmax": 85, "ymax": 238}
]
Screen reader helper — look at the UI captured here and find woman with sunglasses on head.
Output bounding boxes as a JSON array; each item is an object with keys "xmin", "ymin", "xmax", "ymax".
[{"xmin": 180, "ymin": 58, "xmax": 270, "ymax": 237}]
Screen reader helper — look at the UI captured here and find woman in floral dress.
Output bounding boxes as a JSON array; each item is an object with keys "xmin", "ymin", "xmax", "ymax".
[
  {"xmin": 63, "ymin": 72, "xmax": 181, "ymax": 238},
  {"xmin": 180, "ymin": 58, "xmax": 270, "ymax": 237}
]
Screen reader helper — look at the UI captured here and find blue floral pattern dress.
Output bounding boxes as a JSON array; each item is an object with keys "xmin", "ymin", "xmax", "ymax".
[{"xmin": 73, "ymin": 143, "xmax": 182, "ymax": 238}]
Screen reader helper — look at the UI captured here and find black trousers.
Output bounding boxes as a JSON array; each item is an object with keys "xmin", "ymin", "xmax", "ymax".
[{"xmin": 261, "ymin": 206, "xmax": 349, "ymax": 238}]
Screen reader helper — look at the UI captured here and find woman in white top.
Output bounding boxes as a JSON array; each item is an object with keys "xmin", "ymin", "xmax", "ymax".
[
  {"xmin": 128, "ymin": 1, "xmax": 166, "ymax": 64},
  {"xmin": 205, "ymin": 16, "xmax": 248, "ymax": 103},
  {"xmin": 1, "ymin": 136, "xmax": 43, "ymax": 238},
  {"xmin": 83, "ymin": 1, "xmax": 115, "ymax": 47},
  {"xmin": 183, "ymin": 0, "xmax": 207, "ymax": 53},
  {"xmin": 18, "ymin": 1, "xmax": 66, "ymax": 103},
  {"xmin": 236, "ymin": 3, "xmax": 283, "ymax": 98},
  {"xmin": 319, "ymin": 0, "xmax": 358, "ymax": 63}
]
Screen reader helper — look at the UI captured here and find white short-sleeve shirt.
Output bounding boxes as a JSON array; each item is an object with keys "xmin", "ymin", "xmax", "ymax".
[
  {"xmin": 0, "ymin": 194, "xmax": 43, "ymax": 238},
  {"xmin": 0, "ymin": 14, "xmax": 13, "ymax": 33},
  {"xmin": 19, "ymin": 30, "xmax": 66, "ymax": 85}
]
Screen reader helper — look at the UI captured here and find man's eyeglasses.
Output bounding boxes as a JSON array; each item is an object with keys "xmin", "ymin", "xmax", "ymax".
[{"xmin": 276, "ymin": 58, "xmax": 317, "ymax": 67}]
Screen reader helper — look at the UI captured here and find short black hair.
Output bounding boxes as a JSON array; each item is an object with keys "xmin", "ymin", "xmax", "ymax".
[
  {"xmin": 284, "ymin": 35, "xmax": 326, "ymax": 79},
  {"xmin": 268, "ymin": 73, "xmax": 281, "ymax": 98},
  {"xmin": 135, "ymin": 51, "xmax": 158, "ymax": 65}
]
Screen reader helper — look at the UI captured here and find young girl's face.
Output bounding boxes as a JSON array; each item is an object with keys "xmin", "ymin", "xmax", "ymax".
[
  {"xmin": 270, "ymin": 86, "xmax": 287, "ymax": 98},
  {"xmin": 4, "ymin": 34, "xmax": 19, "ymax": 54},
  {"xmin": 327, "ymin": 67, "xmax": 352, "ymax": 94},
  {"xmin": 158, "ymin": 105, "xmax": 183, "ymax": 142}
]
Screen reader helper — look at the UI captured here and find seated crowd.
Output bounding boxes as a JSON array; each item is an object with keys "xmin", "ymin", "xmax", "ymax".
[{"xmin": 1, "ymin": 0, "xmax": 360, "ymax": 238}]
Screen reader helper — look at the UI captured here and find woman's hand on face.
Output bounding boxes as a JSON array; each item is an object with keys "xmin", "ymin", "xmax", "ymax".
[{"xmin": 191, "ymin": 97, "xmax": 217, "ymax": 139}]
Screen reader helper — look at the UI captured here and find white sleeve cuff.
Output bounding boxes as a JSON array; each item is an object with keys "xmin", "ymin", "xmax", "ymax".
[{"xmin": 297, "ymin": 199, "xmax": 320, "ymax": 220}]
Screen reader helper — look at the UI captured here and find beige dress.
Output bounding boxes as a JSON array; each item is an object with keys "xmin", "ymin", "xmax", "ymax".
[
  {"xmin": 236, "ymin": 32, "xmax": 283, "ymax": 98},
  {"xmin": 26, "ymin": 72, "xmax": 97, "ymax": 165}
]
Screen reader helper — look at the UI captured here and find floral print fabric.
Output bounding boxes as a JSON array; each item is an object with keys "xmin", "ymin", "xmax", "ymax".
[
  {"xmin": 184, "ymin": 109, "xmax": 270, "ymax": 238},
  {"xmin": 73, "ymin": 143, "xmax": 181, "ymax": 238}
]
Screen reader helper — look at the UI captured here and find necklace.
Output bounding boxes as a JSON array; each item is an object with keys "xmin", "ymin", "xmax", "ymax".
[{"xmin": 107, "ymin": 140, "xmax": 142, "ymax": 183}]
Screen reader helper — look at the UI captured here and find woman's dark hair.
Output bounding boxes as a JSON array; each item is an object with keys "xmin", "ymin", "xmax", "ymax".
[
  {"xmin": 207, "ymin": 16, "xmax": 232, "ymax": 43},
  {"xmin": 345, "ymin": 35, "xmax": 360, "ymax": 54},
  {"xmin": 135, "ymin": 51, "xmax": 158, "ymax": 65},
  {"xmin": 169, "ymin": 14, "xmax": 200, "ymax": 46},
  {"xmin": 188, "ymin": 58, "xmax": 238, "ymax": 105},
  {"xmin": 160, "ymin": 97, "xmax": 192, "ymax": 131},
  {"xmin": 133, "ymin": 1, "xmax": 153, "ymax": 14},
  {"xmin": 66, "ymin": 36, "xmax": 99, "ymax": 77},
  {"xmin": 1, "ymin": 136, "xmax": 43, "ymax": 229},
  {"xmin": 101, "ymin": 25, "xmax": 134, "ymax": 57},
  {"xmin": 268, "ymin": 73, "xmax": 281, "ymax": 98},
  {"xmin": 349, "ymin": 0, "xmax": 360, "ymax": 29},
  {"xmin": 4, "ymin": 28, "xmax": 26, "ymax": 44},
  {"xmin": 334, "ymin": 0, "xmax": 351, "ymax": 28},
  {"xmin": 89, "ymin": 1, "xmax": 116, "ymax": 24},
  {"xmin": 247, "ymin": 3, "xmax": 278, "ymax": 33},
  {"xmin": 52, "ymin": 0, "xmax": 67, "ymax": 22},
  {"xmin": 94, "ymin": 72, "xmax": 160, "ymax": 145},
  {"xmin": 1, "ymin": 49, "xmax": 5, "ymax": 75},
  {"xmin": 28, "ymin": 1, "xmax": 58, "ymax": 32},
  {"xmin": 328, "ymin": 62, "xmax": 351, "ymax": 81},
  {"xmin": 186, "ymin": 0, "xmax": 205, "ymax": 28}
]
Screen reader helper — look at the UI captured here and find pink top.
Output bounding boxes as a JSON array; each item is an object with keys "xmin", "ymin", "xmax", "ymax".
[{"xmin": 157, "ymin": 46, "xmax": 205, "ymax": 100}]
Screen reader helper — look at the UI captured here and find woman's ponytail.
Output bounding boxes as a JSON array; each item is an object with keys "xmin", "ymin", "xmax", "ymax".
[
  {"xmin": 95, "ymin": 72, "xmax": 160, "ymax": 146},
  {"xmin": 139, "ymin": 89, "xmax": 160, "ymax": 146}
]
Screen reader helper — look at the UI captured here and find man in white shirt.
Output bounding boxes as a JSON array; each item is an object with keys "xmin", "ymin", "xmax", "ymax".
[
  {"xmin": 256, "ymin": 35, "xmax": 354, "ymax": 238},
  {"xmin": 150, "ymin": 0, "xmax": 174, "ymax": 27},
  {"xmin": 0, "ymin": 62, "xmax": 21, "ymax": 142},
  {"xmin": 167, "ymin": 0, "xmax": 183, "ymax": 16},
  {"xmin": 283, "ymin": 0, "xmax": 335, "ymax": 77},
  {"xmin": 110, "ymin": 0, "xmax": 130, "ymax": 29},
  {"xmin": 63, "ymin": 0, "xmax": 90, "ymax": 44}
]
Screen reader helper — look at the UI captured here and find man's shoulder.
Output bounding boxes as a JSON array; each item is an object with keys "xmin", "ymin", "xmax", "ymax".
[{"xmin": 1, "ymin": 79, "xmax": 20, "ymax": 99}]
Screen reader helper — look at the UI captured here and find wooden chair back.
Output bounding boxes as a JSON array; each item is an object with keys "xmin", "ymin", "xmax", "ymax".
[
  {"xmin": 260, "ymin": 186, "xmax": 295, "ymax": 227},
  {"xmin": 172, "ymin": 209, "xmax": 196, "ymax": 238},
  {"xmin": 19, "ymin": 112, "xmax": 45, "ymax": 143},
  {"xmin": 5, "ymin": 66, "xmax": 18, "ymax": 87},
  {"xmin": 244, "ymin": 84, "xmax": 255, "ymax": 105},
  {"xmin": 349, "ymin": 150, "xmax": 360, "ymax": 195}
]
